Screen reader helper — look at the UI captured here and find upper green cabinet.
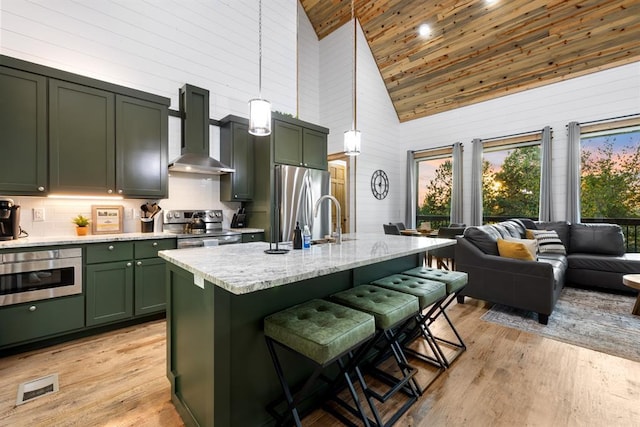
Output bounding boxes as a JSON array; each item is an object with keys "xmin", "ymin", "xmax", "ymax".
[
  {"xmin": 49, "ymin": 79, "xmax": 116, "ymax": 195},
  {"xmin": 1, "ymin": 55, "xmax": 170, "ymax": 199},
  {"xmin": 116, "ymin": 96, "xmax": 168, "ymax": 198},
  {"xmin": 272, "ymin": 116, "xmax": 328, "ymax": 170},
  {"xmin": 0, "ymin": 67, "xmax": 48, "ymax": 195},
  {"xmin": 220, "ymin": 116, "xmax": 254, "ymax": 201}
]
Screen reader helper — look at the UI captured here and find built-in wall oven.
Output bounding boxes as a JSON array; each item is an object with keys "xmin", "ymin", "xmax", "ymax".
[{"xmin": 0, "ymin": 248, "xmax": 83, "ymax": 307}]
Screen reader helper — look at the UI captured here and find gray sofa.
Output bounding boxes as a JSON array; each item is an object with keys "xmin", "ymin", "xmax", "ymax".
[{"xmin": 455, "ymin": 219, "xmax": 640, "ymax": 324}]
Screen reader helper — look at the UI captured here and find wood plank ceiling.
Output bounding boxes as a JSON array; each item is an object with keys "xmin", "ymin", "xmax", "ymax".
[{"xmin": 300, "ymin": 0, "xmax": 640, "ymax": 122}]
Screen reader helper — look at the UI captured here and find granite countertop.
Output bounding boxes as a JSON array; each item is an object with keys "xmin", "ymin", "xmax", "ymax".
[
  {"xmin": 0, "ymin": 232, "xmax": 176, "ymax": 249},
  {"xmin": 158, "ymin": 233, "xmax": 455, "ymax": 295}
]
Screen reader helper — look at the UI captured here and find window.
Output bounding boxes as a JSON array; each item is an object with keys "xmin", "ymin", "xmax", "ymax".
[
  {"xmin": 481, "ymin": 132, "xmax": 542, "ymax": 220},
  {"xmin": 580, "ymin": 125, "xmax": 640, "ymax": 219},
  {"xmin": 415, "ymin": 147, "xmax": 453, "ymax": 229}
]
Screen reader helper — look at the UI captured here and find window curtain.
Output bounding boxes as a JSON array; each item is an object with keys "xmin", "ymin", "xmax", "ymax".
[
  {"xmin": 566, "ymin": 122, "xmax": 581, "ymax": 223},
  {"xmin": 450, "ymin": 142, "xmax": 463, "ymax": 225},
  {"xmin": 470, "ymin": 138, "xmax": 483, "ymax": 226},
  {"xmin": 405, "ymin": 150, "xmax": 416, "ymax": 228},
  {"xmin": 538, "ymin": 126, "xmax": 552, "ymax": 221}
]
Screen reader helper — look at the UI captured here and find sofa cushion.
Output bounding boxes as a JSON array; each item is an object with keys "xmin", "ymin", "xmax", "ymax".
[
  {"xmin": 527, "ymin": 229, "xmax": 567, "ymax": 255},
  {"xmin": 568, "ymin": 253, "xmax": 640, "ymax": 274},
  {"xmin": 464, "ymin": 226, "xmax": 501, "ymax": 256},
  {"xmin": 569, "ymin": 223, "xmax": 625, "ymax": 256},
  {"xmin": 463, "ymin": 221, "xmax": 526, "ymax": 256},
  {"xmin": 497, "ymin": 237, "xmax": 536, "ymax": 261},
  {"xmin": 536, "ymin": 221, "xmax": 571, "ymax": 249}
]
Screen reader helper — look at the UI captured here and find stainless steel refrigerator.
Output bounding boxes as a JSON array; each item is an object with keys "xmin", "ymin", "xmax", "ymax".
[{"xmin": 274, "ymin": 164, "xmax": 330, "ymax": 242}]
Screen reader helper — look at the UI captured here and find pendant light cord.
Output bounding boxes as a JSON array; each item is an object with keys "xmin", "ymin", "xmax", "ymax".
[
  {"xmin": 258, "ymin": 0, "xmax": 263, "ymax": 98},
  {"xmin": 352, "ymin": 0, "xmax": 357, "ymax": 131}
]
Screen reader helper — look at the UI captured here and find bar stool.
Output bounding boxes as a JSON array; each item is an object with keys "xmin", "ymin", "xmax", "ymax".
[
  {"xmin": 330, "ymin": 284, "xmax": 421, "ymax": 427},
  {"xmin": 401, "ymin": 267, "xmax": 468, "ymax": 367},
  {"xmin": 264, "ymin": 299, "xmax": 375, "ymax": 426},
  {"xmin": 370, "ymin": 274, "xmax": 449, "ymax": 378}
]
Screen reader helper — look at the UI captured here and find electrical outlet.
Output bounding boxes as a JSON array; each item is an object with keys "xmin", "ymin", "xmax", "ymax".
[
  {"xmin": 33, "ymin": 208, "xmax": 46, "ymax": 222},
  {"xmin": 125, "ymin": 208, "xmax": 134, "ymax": 220}
]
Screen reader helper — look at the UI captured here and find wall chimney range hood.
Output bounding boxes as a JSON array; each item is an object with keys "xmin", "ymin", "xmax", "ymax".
[{"xmin": 168, "ymin": 84, "xmax": 235, "ymax": 175}]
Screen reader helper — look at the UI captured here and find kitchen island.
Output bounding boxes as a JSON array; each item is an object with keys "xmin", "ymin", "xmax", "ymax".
[{"xmin": 158, "ymin": 233, "xmax": 454, "ymax": 427}]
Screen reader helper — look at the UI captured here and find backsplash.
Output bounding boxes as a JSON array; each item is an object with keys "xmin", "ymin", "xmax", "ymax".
[{"xmin": 6, "ymin": 174, "xmax": 241, "ymax": 238}]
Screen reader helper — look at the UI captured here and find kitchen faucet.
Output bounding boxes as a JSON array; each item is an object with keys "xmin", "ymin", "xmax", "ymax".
[{"xmin": 313, "ymin": 195, "xmax": 342, "ymax": 244}]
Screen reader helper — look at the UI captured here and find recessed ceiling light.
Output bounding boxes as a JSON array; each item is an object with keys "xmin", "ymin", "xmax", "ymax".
[
  {"xmin": 418, "ymin": 24, "xmax": 431, "ymax": 37},
  {"xmin": 486, "ymin": 0, "xmax": 499, "ymax": 5}
]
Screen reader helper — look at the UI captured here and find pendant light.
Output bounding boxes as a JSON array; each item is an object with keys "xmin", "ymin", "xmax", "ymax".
[
  {"xmin": 344, "ymin": 0, "xmax": 361, "ymax": 156},
  {"xmin": 249, "ymin": 0, "xmax": 271, "ymax": 136}
]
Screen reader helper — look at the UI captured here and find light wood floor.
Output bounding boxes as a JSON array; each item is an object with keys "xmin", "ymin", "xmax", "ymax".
[{"xmin": 1, "ymin": 299, "xmax": 639, "ymax": 427}]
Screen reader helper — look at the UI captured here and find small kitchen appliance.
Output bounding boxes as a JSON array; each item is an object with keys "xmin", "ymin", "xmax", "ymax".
[
  {"xmin": 162, "ymin": 209, "xmax": 242, "ymax": 248},
  {"xmin": 0, "ymin": 198, "xmax": 21, "ymax": 241}
]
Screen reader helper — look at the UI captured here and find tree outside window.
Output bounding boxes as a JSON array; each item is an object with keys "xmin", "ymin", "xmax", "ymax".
[
  {"xmin": 580, "ymin": 128, "xmax": 640, "ymax": 219},
  {"xmin": 483, "ymin": 145, "xmax": 540, "ymax": 219}
]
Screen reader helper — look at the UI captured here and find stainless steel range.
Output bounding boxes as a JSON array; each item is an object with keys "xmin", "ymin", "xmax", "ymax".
[{"xmin": 162, "ymin": 209, "xmax": 241, "ymax": 248}]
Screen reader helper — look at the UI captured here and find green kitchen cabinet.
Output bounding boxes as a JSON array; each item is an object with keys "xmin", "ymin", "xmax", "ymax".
[
  {"xmin": 273, "ymin": 120, "xmax": 303, "ymax": 167},
  {"xmin": 272, "ymin": 116, "xmax": 328, "ymax": 170},
  {"xmin": 133, "ymin": 239, "xmax": 176, "ymax": 315},
  {"xmin": 302, "ymin": 127, "xmax": 328, "ymax": 170},
  {"xmin": 85, "ymin": 242, "xmax": 135, "ymax": 326},
  {"xmin": 49, "ymin": 79, "xmax": 116, "ymax": 195},
  {"xmin": 220, "ymin": 116, "xmax": 254, "ymax": 201},
  {"xmin": 0, "ymin": 67, "xmax": 48, "ymax": 195},
  {"xmin": 116, "ymin": 95, "xmax": 169, "ymax": 198},
  {"xmin": 0, "ymin": 295, "xmax": 84, "ymax": 348}
]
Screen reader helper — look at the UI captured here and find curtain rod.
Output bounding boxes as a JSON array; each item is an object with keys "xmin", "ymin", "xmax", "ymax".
[
  {"xmin": 480, "ymin": 128, "xmax": 546, "ymax": 143},
  {"xmin": 573, "ymin": 113, "xmax": 640, "ymax": 127},
  {"xmin": 412, "ymin": 143, "xmax": 456, "ymax": 155}
]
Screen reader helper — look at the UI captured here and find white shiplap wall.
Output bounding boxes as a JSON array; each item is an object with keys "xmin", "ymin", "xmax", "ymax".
[
  {"xmin": 319, "ymin": 20, "xmax": 402, "ymax": 233},
  {"xmin": 296, "ymin": 2, "xmax": 320, "ymax": 123},
  {"xmin": 1, "ymin": 0, "xmax": 305, "ymax": 236},
  {"xmin": 400, "ymin": 62, "xmax": 640, "ymax": 224}
]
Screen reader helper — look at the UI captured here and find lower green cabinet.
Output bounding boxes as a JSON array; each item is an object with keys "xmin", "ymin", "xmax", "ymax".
[
  {"xmin": 86, "ymin": 260, "xmax": 134, "ymax": 326},
  {"xmin": 134, "ymin": 257, "xmax": 167, "ymax": 315},
  {"xmin": 85, "ymin": 238, "xmax": 176, "ymax": 326},
  {"xmin": 0, "ymin": 295, "xmax": 84, "ymax": 347}
]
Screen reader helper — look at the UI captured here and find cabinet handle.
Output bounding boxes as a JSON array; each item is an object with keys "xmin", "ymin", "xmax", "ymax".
[
  {"xmin": 29, "ymin": 305, "xmax": 37, "ymax": 312},
  {"xmin": 137, "ymin": 261, "xmax": 142, "ymax": 266},
  {"xmin": 126, "ymin": 262, "xmax": 132, "ymax": 267},
  {"xmin": 107, "ymin": 189, "xmax": 113, "ymax": 194},
  {"xmin": 152, "ymin": 242, "xmax": 158, "ymax": 247},
  {"xmin": 234, "ymin": 194, "xmax": 238, "ymax": 198},
  {"xmin": 38, "ymin": 186, "xmax": 45, "ymax": 192},
  {"xmin": 108, "ymin": 245, "xmax": 114, "ymax": 251}
]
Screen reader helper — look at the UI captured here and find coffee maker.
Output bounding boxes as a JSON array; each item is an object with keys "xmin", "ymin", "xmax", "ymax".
[{"xmin": 0, "ymin": 198, "xmax": 21, "ymax": 240}]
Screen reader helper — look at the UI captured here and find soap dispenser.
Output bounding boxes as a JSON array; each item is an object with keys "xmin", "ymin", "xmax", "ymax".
[{"xmin": 293, "ymin": 222, "xmax": 302, "ymax": 249}]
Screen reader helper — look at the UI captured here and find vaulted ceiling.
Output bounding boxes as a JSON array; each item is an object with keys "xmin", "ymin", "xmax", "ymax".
[{"xmin": 300, "ymin": 0, "xmax": 640, "ymax": 122}]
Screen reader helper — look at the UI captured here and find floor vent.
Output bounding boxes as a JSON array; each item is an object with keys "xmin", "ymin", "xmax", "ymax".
[{"xmin": 16, "ymin": 373, "xmax": 59, "ymax": 405}]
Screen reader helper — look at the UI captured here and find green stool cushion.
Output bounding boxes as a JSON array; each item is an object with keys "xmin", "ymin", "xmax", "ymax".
[
  {"xmin": 371, "ymin": 274, "xmax": 446, "ymax": 310},
  {"xmin": 402, "ymin": 267, "xmax": 468, "ymax": 294},
  {"xmin": 264, "ymin": 299, "xmax": 375, "ymax": 365},
  {"xmin": 331, "ymin": 285, "xmax": 419, "ymax": 330}
]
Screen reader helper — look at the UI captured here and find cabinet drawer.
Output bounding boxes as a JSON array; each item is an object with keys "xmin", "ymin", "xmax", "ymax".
[
  {"xmin": 242, "ymin": 232, "xmax": 264, "ymax": 243},
  {"xmin": 0, "ymin": 295, "xmax": 84, "ymax": 347},
  {"xmin": 86, "ymin": 242, "xmax": 134, "ymax": 264},
  {"xmin": 134, "ymin": 238, "xmax": 176, "ymax": 259}
]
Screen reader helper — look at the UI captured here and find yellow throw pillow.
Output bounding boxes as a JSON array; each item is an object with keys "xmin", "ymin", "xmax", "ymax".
[{"xmin": 497, "ymin": 238, "xmax": 536, "ymax": 261}]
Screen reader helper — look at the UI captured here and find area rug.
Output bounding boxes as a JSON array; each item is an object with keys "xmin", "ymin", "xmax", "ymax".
[{"xmin": 481, "ymin": 287, "xmax": 640, "ymax": 362}]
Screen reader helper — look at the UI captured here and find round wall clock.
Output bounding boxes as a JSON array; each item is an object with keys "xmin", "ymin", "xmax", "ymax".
[{"xmin": 371, "ymin": 169, "xmax": 389, "ymax": 200}]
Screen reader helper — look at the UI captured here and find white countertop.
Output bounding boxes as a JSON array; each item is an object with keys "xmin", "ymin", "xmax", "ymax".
[
  {"xmin": 158, "ymin": 233, "xmax": 455, "ymax": 295},
  {"xmin": 0, "ymin": 232, "xmax": 176, "ymax": 249}
]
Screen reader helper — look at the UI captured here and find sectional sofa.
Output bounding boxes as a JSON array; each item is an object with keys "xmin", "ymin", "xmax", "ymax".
[{"xmin": 455, "ymin": 219, "xmax": 640, "ymax": 324}]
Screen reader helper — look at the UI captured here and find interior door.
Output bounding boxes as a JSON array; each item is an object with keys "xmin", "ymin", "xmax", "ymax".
[{"xmin": 330, "ymin": 163, "xmax": 348, "ymax": 233}]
